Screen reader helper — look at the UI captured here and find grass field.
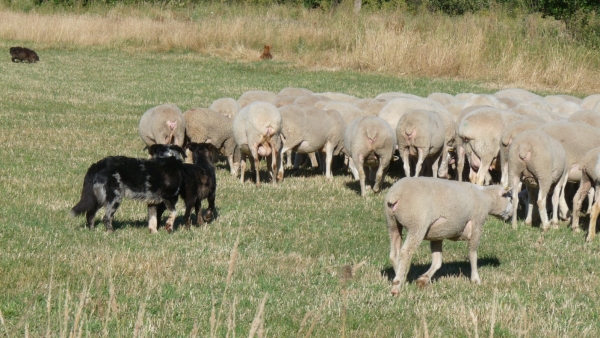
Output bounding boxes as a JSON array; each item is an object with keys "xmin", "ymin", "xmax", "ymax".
[{"xmin": 1, "ymin": 46, "xmax": 600, "ymax": 337}]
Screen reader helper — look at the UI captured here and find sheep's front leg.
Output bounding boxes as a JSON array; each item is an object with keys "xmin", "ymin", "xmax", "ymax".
[
  {"xmin": 468, "ymin": 220, "xmax": 484, "ymax": 285},
  {"xmin": 417, "ymin": 240, "xmax": 443, "ymax": 287}
]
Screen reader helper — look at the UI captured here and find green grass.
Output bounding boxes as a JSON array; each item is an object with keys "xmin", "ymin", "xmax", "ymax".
[{"xmin": 1, "ymin": 45, "xmax": 599, "ymax": 337}]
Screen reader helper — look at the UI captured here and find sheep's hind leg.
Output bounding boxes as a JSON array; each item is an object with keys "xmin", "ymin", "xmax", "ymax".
[
  {"xmin": 587, "ymin": 185, "xmax": 600, "ymax": 242},
  {"xmin": 417, "ymin": 240, "xmax": 443, "ymax": 288}
]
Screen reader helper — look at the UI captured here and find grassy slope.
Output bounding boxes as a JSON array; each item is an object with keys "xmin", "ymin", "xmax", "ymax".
[{"xmin": 0, "ymin": 46, "xmax": 599, "ymax": 337}]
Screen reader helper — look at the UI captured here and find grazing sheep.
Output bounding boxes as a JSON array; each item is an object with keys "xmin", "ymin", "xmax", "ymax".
[
  {"xmin": 344, "ymin": 116, "xmax": 396, "ymax": 197},
  {"xmin": 506, "ymin": 130, "xmax": 568, "ymax": 230},
  {"xmin": 315, "ymin": 92, "xmax": 360, "ymax": 103},
  {"xmin": 292, "ymin": 95, "xmax": 331, "ymax": 107},
  {"xmin": 70, "ymin": 144, "xmax": 186, "ymax": 233},
  {"xmin": 277, "ymin": 87, "xmax": 313, "ymax": 98},
  {"xmin": 496, "ymin": 97, "xmax": 520, "ymax": 109},
  {"xmin": 568, "ymin": 110, "xmax": 600, "ymax": 128},
  {"xmin": 138, "ymin": 104, "xmax": 186, "ymax": 148},
  {"xmin": 233, "ymin": 101, "xmax": 282, "ymax": 186},
  {"xmin": 509, "ymin": 104, "xmax": 556, "ymax": 122},
  {"xmin": 274, "ymin": 95, "xmax": 298, "ymax": 107},
  {"xmin": 494, "ymin": 88, "xmax": 542, "ymax": 102},
  {"xmin": 362, "ymin": 98, "xmax": 390, "ymax": 116},
  {"xmin": 499, "ymin": 119, "xmax": 544, "ymax": 187},
  {"xmin": 384, "ymin": 177, "xmax": 512, "ymax": 294},
  {"xmin": 581, "ymin": 94, "xmax": 600, "ymax": 111},
  {"xmin": 378, "ymin": 97, "xmax": 437, "ymax": 130},
  {"xmin": 463, "ymin": 94, "xmax": 508, "ymax": 110},
  {"xmin": 158, "ymin": 143, "xmax": 218, "ymax": 230},
  {"xmin": 539, "ymin": 121, "xmax": 600, "ymax": 226},
  {"xmin": 320, "ymin": 101, "xmax": 364, "ymax": 125},
  {"xmin": 458, "ymin": 107, "xmax": 525, "ymax": 185},
  {"xmin": 353, "ymin": 98, "xmax": 375, "ymax": 110},
  {"xmin": 9, "ymin": 46, "xmax": 39, "ymax": 63},
  {"xmin": 396, "ymin": 109, "xmax": 446, "ymax": 178},
  {"xmin": 209, "ymin": 98, "xmax": 240, "ymax": 118},
  {"xmin": 183, "ymin": 108, "xmax": 240, "ymax": 176},
  {"xmin": 544, "ymin": 94, "xmax": 582, "ymax": 106},
  {"xmin": 552, "ymin": 101, "xmax": 582, "ymax": 115},
  {"xmin": 427, "ymin": 92, "xmax": 458, "ymax": 106},
  {"xmin": 277, "ymin": 105, "xmax": 346, "ymax": 181},
  {"xmin": 237, "ymin": 90, "xmax": 278, "ymax": 109},
  {"xmin": 573, "ymin": 147, "xmax": 600, "ymax": 241}
]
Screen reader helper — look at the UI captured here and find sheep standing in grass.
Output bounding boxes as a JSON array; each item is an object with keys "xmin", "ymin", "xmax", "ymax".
[
  {"xmin": 539, "ymin": 122, "xmax": 600, "ymax": 226},
  {"xmin": 499, "ymin": 119, "xmax": 544, "ymax": 187},
  {"xmin": 396, "ymin": 109, "xmax": 446, "ymax": 178},
  {"xmin": 506, "ymin": 130, "xmax": 568, "ymax": 230},
  {"xmin": 569, "ymin": 147, "xmax": 600, "ymax": 241},
  {"xmin": 138, "ymin": 104, "xmax": 186, "ymax": 148},
  {"xmin": 344, "ymin": 116, "xmax": 396, "ymax": 197},
  {"xmin": 209, "ymin": 98, "xmax": 240, "ymax": 118},
  {"xmin": 233, "ymin": 101, "xmax": 282, "ymax": 186},
  {"xmin": 277, "ymin": 105, "xmax": 346, "ymax": 181},
  {"xmin": 183, "ymin": 108, "xmax": 240, "ymax": 176},
  {"xmin": 384, "ymin": 177, "xmax": 512, "ymax": 294},
  {"xmin": 237, "ymin": 90, "xmax": 278, "ymax": 108},
  {"xmin": 458, "ymin": 107, "xmax": 525, "ymax": 185}
]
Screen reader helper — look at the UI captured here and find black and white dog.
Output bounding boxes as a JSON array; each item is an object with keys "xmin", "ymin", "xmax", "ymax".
[
  {"xmin": 70, "ymin": 144, "xmax": 185, "ymax": 233},
  {"xmin": 157, "ymin": 142, "xmax": 218, "ymax": 229}
]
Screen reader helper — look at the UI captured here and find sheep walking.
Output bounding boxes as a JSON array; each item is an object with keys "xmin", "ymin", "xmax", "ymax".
[
  {"xmin": 506, "ymin": 130, "xmax": 568, "ymax": 230},
  {"xmin": 138, "ymin": 104, "xmax": 186, "ymax": 148},
  {"xmin": 233, "ymin": 101, "xmax": 282, "ymax": 186},
  {"xmin": 344, "ymin": 116, "xmax": 396, "ymax": 197},
  {"xmin": 384, "ymin": 177, "xmax": 512, "ymax": 294}
]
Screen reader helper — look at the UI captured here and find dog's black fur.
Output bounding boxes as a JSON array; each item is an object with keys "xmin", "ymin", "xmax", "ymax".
[
  {"xmin": 157, "ymin": 142, "xmax": 218, "ymax": 229},
  {"xmin": 10, "ymin": 47, "xmax": 39, "ymax": 63},
  {"xmin": 70, "ymin": 144, "xmax": 186, "ymax": 232}
]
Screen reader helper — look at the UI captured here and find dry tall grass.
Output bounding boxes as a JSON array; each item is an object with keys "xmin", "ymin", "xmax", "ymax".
[{"xmin": 1, "ymin": 4, "xmax": 598, "ymax": 93}]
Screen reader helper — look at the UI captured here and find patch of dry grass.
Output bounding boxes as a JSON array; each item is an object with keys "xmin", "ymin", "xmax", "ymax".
[{"xmin": 0, "ymin": 3, "xmax": 598, "ymax": 94}]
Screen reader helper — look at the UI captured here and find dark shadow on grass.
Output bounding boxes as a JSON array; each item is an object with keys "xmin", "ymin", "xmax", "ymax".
[
  {"xmin": 380, "ymin": 257, "xmax": 501, "ymax": 284},
  {"xmin": 87, "ymin": 207, "xmax": 219, "ymax": 232},
  {"xmin": 344, "ymin": 178, "xmax": 395, "ymax": 196}
]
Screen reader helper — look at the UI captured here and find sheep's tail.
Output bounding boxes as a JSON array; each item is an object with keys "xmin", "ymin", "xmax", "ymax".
[
  {"xmin": 518, "ymin": 143, "xmax": 531, "ymax": 162},
  {"xmin": 70, "ymin": 172, "xmax": 97, "ymax": 217},
  {"xmin": 166, "ymin": 120, "xmax": 177, "ymax": 144}
]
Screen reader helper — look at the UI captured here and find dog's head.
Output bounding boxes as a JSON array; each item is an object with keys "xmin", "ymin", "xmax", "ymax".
[
  {"xmin": 185, "ymin": 142, "xmax": 219, "ymax": 164},
  {"xmin": 148, "ymin": 144, "xmax": 186, "ymax": 161}
]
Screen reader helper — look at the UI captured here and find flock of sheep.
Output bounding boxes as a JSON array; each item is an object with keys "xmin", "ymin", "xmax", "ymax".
[{"xmin": 133, "ymin": 86, "xmax": 600, "ymax": 292}]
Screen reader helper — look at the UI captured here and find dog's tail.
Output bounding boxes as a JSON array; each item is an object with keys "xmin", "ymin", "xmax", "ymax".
[{"xmin": 70, "ymin": 172, "xmax": 98, "ymax": 217}]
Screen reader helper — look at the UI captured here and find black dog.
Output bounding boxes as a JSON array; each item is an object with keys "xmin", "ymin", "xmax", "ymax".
[
  {"xmin": 157, "ymin": 142, "xmax": 218, "ymax": 229},
  {"xmin": 10, "ymin": 47, "xmax": 39, "ymax": 63},
  {"xmin": 70, "ymin": 144, "xmax": 185, "ymax": 233}
]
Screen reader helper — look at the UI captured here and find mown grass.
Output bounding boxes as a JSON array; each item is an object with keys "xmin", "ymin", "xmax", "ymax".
[{"xmin": 1, "ymin": 46, "xmax": 599, "ymax": 337}]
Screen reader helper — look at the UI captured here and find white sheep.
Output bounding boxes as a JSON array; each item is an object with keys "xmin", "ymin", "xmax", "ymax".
[
  {"xmin": 237, "ymin": 90, "xmax": 278, "ymax": 109},
  {"xmin": 183, "ymin": 108, "xmax": 240, "ymax": 176},
  {"xmin": 573, "ymin": 147, "xmax": 600, "ymax": 241},
  {"xmin": 378, "ymin": 97, "xmax": 437, "ymax": 131},
  {"xmin": 315, "ymin": 92, "xmax": 360, "ymax": 103},
  {"xmin": 209, "ymin": 98, "xmax": 240, "ymax": 118},
  {"xmin": 277, "ymin": 105, "xmax": 346, "ymax": 181},
  {"xmin": 320, "ymin": 101, "xmax": 364, "ymax": 125},
  {"xmin": 292, "ymin": 94, "xmax": 331, "ymax": 107},
  {"xmin": 458, "ymin": 107, "xmax": 526, "ymax": 185},
  {"xmin": 233, "ymin": 101, "xmax": 282, "ymax": 186},
  {"xmin": 384, "ymin": 177, "xmax": 512, "ymax": 294},
  {"xmin": 581, "ymin": 94, "xmax": 600, "ymax": 111},
  {"xmin": 344, "ymin": 116, "xmax": 396, "ymax": 197},
  {"xmin": 396, "ymin": 109, "xmax": 446, "ymax": 178},
  {"xmin": 499, "ymin": 119, "xmax": 544, "ymax": 187},
  {"xmin": 494, "ymin": 88, "xmax": 542, "ymax": 102},
  {"xmin": 568, "ymin": 110, "xmax": 600, "ymax": 128},
  {"xmin": 427, "ymin": 92, "xmax": 459, "ymax": 106},
  {"xmin": 506, "ymin": 129, "xmax": 568, "ymax": 230},
  {"xmin": 277, "ymin": 87, "xmax": 313, "ymax": 98},
  {"xmin": 138, "ymin": 104, "xmax": 186, "ymax": 148}
]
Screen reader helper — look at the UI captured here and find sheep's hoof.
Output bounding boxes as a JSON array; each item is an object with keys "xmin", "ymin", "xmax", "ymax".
[
  {"xmin": 149, "ymin": 228, "xmax": 158, "ymax": 234},
  {"xmin": 416, "ymin": 276, "xmax": 429, "ymax": 288},
  {"xmin": 391, "ymin": 288, "xmax": 399, "ymax": 296},
  {"xmin": 573, "ymin": 227, "xmax": 581, "ymax": 233},
  {"xmin": 586, "ymin": 234, "xmax": 595, "ymax": 242}
]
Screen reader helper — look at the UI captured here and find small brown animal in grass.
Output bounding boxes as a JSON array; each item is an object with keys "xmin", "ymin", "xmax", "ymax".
[
  {"xmin": 260, "ymin": 45, "xmax": 272, "ymax": 60},
  {"xmin": 9, "ymin": 47, "xmax": 39, "ymax": 63}
]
